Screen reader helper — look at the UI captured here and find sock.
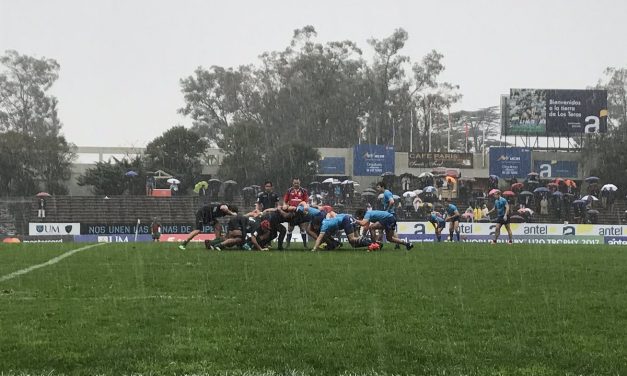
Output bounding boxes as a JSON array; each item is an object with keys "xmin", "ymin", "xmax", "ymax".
[
  {"xmin": 301, "ymin": 232, "xmax": 307, "ymax": 247},
  {"xmin": 286, "ymin": 233, "xmax": 292, "ymax": 244},
  {"xmin": 449, "ymin": 232, "xmax": 453, "ymax": 241},
  {"xmin": 455, "ymin": 231, "xmax": 460, "ymax": 241},
  {"xmin": 436, "ymin": 234, "xmax": 441, "ymax": 242}
]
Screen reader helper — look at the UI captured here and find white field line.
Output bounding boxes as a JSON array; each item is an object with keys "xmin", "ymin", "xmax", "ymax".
[{"xmin": 0, "ymin": 243, "xmax": 105, "ymax": 283}]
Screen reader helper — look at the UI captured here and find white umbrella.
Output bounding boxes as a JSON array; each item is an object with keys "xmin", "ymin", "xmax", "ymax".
[
  {"xmin": 419, "ymin": 172, "xmax": 434, "ymax": 178},
  {"xmin": 378, "ymin": 193, "xmax": 384, "ymax": 199},
  {"xmin": 601, "ymin": 184, "xmax": 618, "ymax": 192},
  {"xmin": 353, "ymin": 182, "xmax": 360, "ymax": 187},
  {"xmin": 392, "ymin": 194, "xmax": 401, "ymax": 200},
  {"xmin": 167, "ymin": 178, "xmax": 180, "ymax": 184},
  {"xmin": 581, "ymin": 195, "xmax": 599, "ymax": 201},
  {"xmin": 413, "ymin": 189, "xmax": 423, "ymax": 196},
  {"xmin": 403, "ymin": 191, "xmax": 417, "ymax": 198},
  {"xmin": 322, "ymin": 178, "xmax": 338, "ymax": 184},
  {"xmin": 341, "ymin": 180, "xmax": 354, "ymax": 185}
]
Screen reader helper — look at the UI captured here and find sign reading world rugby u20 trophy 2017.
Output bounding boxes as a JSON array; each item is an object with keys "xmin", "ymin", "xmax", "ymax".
[
  {"xmin": 506, "ymin": 89, "xmax": 608, "ymax": 135},
  {"xmin": 353, "ymin": 144, "xmax": 395, "ymax": 176},
  {"xmin": 408, "ymin": 152, "xmax": 473, "ymax": 169}
]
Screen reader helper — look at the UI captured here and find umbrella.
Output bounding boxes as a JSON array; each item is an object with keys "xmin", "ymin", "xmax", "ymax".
[
  {"xmin": 488, "ymin": 189, "xmax": 500, "ymax": 196},
  {"xmin": 378, "ymin": 193, "xmax": 384, "ymax": 199},
  {"xmin": 587, "ymin": 209, "xmax": 600, "ymax": 215},
  {"xmin": 392, "ymin": 194, "xmax": 401, "ymax": 201},
  {"xmin": 553, "ymin": 178, "xmax": 564, "ymax": 183},
  {"xmin": 242, "ymin": 186, "xmax": 254, "ymax": 192},
  {"xmin": 423, "ymin": 186, "xmax": 437, "ymax": 193},
  {"xmin": 193, "ymin": 181, "xmax": 209, "ymax": 193},
  {"xmin": 534, "ymin": 187, "xmax": 550, "ymax": 193},
  {"xmin": 413, "ymin": 189, "xmax": 423, "ymax": 196},
  {"xmin": 585, "ymin": 176, "xmax": 600, "ymax": 183},
  {"xmin": 341, "ymin": 180, "xmax": 354, "ymax": 185},
  {"xmin": 361, "ymin": 191, "xmax": 376, "ymax": 198},
  {"xmin": 527, "ymin": 172, "xmax": 539, "ymax": 177},
  {"xmin": 322, "ymin": 178, "xmax": 339, "ymax": 184},
  {"xmin": 167, "ymin": 178, "xmax": 180, "ymax": 184},
  {"xmin": 309, "ymin": 181, "xmax": 320, "ymax": 187},
  {"xmin": 502, "ymin": 191, "xmax": 515, "ymax": 197},
  {"xmin": 526, "ymin": 180, "xmax": 539, "ymax": 185},
  {"xmin": 363, "ymin": 188, "xmax": 377, "ymax": 193},
  {"xmin": 552, "ymin": 191, "xmax": 563, "ymax": 197},
  {"xmin": 572, "ymin": 200, "xmax": 587, "ymax": 206},
  {"xmin": 208, "ymin": 178, "xmax": 221, "ymax": 184},
  {"xmin": 403, "ymin": 191, "xmax": 417, "ymax": 198},
  {"xmin": 489, "ymin": 175, "xmax": 499, "ymax": 180},
  {"xmin": 518, "ymin": 208, "xmax": 534, "ymax": 215},
  {"xmin": 519, "ymin": 191, "xmax": 533, "ymax": 197},
  {"xmin": 223, "ymin": 180, "xmax": 238, "ymax": 185},
  {"xmin": 581, "ymin": 195, "xmax": 598, "ymax": 201},
  {"xmin": 419, "ymin": 172, "xmax": 434, "ymax": 178},
  {"xmin": 381, "ymin": 172, "xmax": 395, "ymax": 177},
  {"xmin": 445, "ymin": 169, "xmax": 459, "ymax": 177},
  {"xmin": 35, "ymin": 192, "xmax": 51, "ymax": 197},
  {"xmin": 601, "ymin": 184, "xmax": 618, "ymax": 192},
  {"xmin": 432, "ymin": 167, "xmax": 447, "ymax": 176},
  {"xmin": 511, "ymin": 183, "xmax": 524, "ymax": 191},
  {"xmin": 125, "ymin": 170, "xmax": 138, "ymax": 177},
  {"xmin": 547, "ymin": 182, "xmax": 558, "ymax": 187},
  {"xmin": 458, "ymin": 177, "xmax": 476, "ymax": 182},
  {"xmin": 353, "ymin": 182, "xmax": 360, "ymax": 187}
]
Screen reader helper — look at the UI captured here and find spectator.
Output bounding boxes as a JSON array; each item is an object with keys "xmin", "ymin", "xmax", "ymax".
[
  {"xmin": 540, "ymin": 196, "xmax": 549, "ymax": 215},
  {"xmin": 474, "ymin": 205, "xmax": 482, "ymax": 221},
  {"xmin": 150, "ymin": 218, "xmax": 161, "ymax": 242},
  {"xmin": 37, "ymin": 198, "xmax": 46, "ymax": 218},
  {"xmin": 146, "ymin": 176, "xmax": 155, "ymax": 196},
  {"xmin": 481, "ymin": 204, "xmax": 489, "ymax": 219}
]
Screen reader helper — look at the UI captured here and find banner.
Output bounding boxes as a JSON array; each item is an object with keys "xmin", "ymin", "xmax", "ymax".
[
  {"xmin": 397, "ymin": 222, "xmax": 627, "ymax": 238},
  {"xmin": 506, "ymin": 89, "xmax": 608, "ymax": 135},
  {"xmin": 353, "ymin": 144, "xmax": 395, "ymax": 176},
  {"xmin": 81, "ymin": 223, "xmax": 196, "ymax": 235},
  {"xmin": 408, "ymin": 152, "xmax": 473, "ymax": 169},
  {"xmin": 533, "ymin": 160, "xmax": 579, "ymax": 178},
  {"xmin": 319, "ymin": 157, "xmax": 346, "ymax": 175},
  {"xmin": 29, "ymin": 223, "xmax": 81, "ymax": 236},
  {"xmin": 74, "ymin": 235, "xmax": 153, "ymax": 243},
  {"xmin": 20, "ymin": 235, "xmax": 74, "ymax": 243},
  {"xmin": 489, "ymin": 147, "xmax": 532, "ymax": 178}
]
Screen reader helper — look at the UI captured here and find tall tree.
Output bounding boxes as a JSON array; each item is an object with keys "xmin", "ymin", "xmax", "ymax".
[
  {"xmin": 451, "ymin": 106, "xmax": 500, "ymax": 153},
  {"xmin": 0, "ymin": 50, "xmax": 74, "ymax": 195},
  {"xmin": 77, "ymin": 156, "xmax": 146, "ymax": 196},
  {"xmin": 144, "ymin": 126, "xmax": 208, "ymax": 191}
]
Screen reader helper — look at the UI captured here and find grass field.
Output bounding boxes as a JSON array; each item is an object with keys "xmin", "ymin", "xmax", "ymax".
[{"xmin": 1, "ymin": 242, "xmax": 627, "ymax": 376}]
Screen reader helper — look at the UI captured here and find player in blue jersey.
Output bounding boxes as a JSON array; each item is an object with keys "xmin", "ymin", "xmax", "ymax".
[
  {"xmin": 376, "ymin": 181, "xmax": 395, "ymax": 214},
  {"xmin": 487, "ymin": 190, "xmax": 513, "ymax": 244},
  {"xmin": 354, "ymin": 209, "xmax": 413, "ymax": 250},
  {"xmin": 310, "ymin": 212, "xmax": 373, "ymax": 251},
  {"xmin": 429, "ymin": 212, "xmax": 447, "ymax": 242},
  {"xmin": 444, "ymin": 201, "xmax": 462, "ymax": 241}
]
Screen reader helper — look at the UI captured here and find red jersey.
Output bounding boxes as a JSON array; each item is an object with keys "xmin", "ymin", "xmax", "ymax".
[{"xmin": 284, "ymin": 187, "xmax": 309, "ymax": 207}]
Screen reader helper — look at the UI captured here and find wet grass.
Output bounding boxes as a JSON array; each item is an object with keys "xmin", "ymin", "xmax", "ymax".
[{"xmin": 1, "ymin": 242, "xmax": 627, "ymax": 375}]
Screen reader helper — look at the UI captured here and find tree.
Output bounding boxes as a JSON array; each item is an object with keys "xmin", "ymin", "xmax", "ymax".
[
  {"xmin": 451, "ymin": 106, "xmax": 500, "ymax": 153},
  {"xmin": 77, "ymin": 156, "xmax": 146, "ymax": 196},
  {"xmin": 0, "ymin": 50, "xmax": 74, "ymax": 195},
  {"xmin": 144, "ymin": 126, "xmax": 208, "ymax": 191}
]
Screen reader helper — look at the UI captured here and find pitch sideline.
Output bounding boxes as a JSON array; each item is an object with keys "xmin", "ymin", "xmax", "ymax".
[{"xmin": 0, "ymin": 243, "xmax": 105, "ymax": 283}]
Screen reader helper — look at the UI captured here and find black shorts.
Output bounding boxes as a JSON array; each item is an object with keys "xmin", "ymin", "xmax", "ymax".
[
  {"xmin": 496, "ymin": 216, "xmax": 510, "ymax": 225},
  {"xmin": 448, "ymin": 215, "xmax": 460, "ymax": 223},
  {"xmin": 227, "ymin": 215, "xmax": 249, "ymax": 235},
  {"xmin": 195, "ymin": 207, "xmax": 218, "ymax": 231},
  {"xmin": 288, "ymin": 213, "xmax": 309, "ymax": 227}
]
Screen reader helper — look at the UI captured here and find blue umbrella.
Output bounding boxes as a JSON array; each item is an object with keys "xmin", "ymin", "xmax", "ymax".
[
  {"xmin": 125, "ymin": 171, "xmax": 138, "ymax": 177},
  {"xmin": 533, "ymin": 187, "xmax": 549, "ymax": 193},
  {"xmin": 572, "ymin": 200, "xmax": 586, "ymax": 206},
  {"xmin": 423, "ymin": 186, "xmax": 437, "ymax": 193},
  {"xmin": 585, "ymin": 176, "xmax": 599, "ymax": 183},
  {"xmin": 552, "ymin": 191, "xmax": 563, "ymax": 197},
  {"xmin": 489, "ymin": 175, "xmax": 499, "ymax": 180}
]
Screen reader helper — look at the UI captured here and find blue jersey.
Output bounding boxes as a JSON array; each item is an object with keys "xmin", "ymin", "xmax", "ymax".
[
  {"xmin": 495, "ymin": 197, "xmax": 508, "ymax": 216},
  {"xmin": 430, "ymin": 213, "xmax": 446, "ymax": 228},
  {"xmin": 446, "ymin": 204, "xmax": 459, "ymax": 216},
  {"xmin": 381, "ymin": 190, "xmax": 395, "ymax": 214},
  {"xmin": 320, "ymin": 214, "xmax": 346, "ymax": 233},
  {"xmin": 364, "ymin": 210, "xmax": 394, "ymax": 223}
]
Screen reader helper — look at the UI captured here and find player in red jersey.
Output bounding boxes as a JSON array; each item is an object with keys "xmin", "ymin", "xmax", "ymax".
[{"xmin": 283, "ymin": 177, "xmax": 309, "ymax": 247}]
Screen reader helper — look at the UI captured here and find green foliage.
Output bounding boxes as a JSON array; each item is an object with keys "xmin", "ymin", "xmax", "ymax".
[
  {"xmin": 0, "ymin": 50, "xmax": 74, "ymax": 196},
  {"xmin": 77, "ymin": 156, "xmax": 146, "ymax": 196},
  {"xmin": 179, "ymin": 26, "xmax": 467, "ymax": 154},
  {"xmin": 145, "ymin": 125, "xmax": 208, "ymax": 191},
  {"xmin": 217, "ymin": 120, "xmax": 320, "ymax": 189}
]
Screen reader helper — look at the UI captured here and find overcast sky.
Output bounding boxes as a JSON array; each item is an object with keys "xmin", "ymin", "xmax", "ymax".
[{"xmin": 1, "ymin": 0, "xmax": 626, "ymax": 148}]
